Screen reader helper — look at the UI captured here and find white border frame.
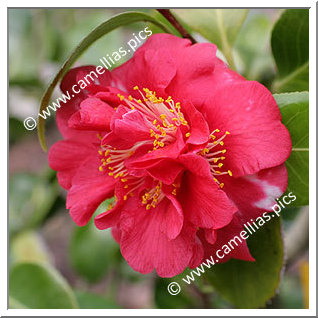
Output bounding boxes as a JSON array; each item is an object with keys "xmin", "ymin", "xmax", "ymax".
[{"xmin": 3, "ymin": 1, "xmax": 316, "ymax": 316}]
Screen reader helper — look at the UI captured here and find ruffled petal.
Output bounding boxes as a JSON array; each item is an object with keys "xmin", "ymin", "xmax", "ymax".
[
  {"xmin": 202, "ymin": 81, "xmax": 292, "ymax": 177},
  {"xmin": 119, "ymin": 196, "xmax": 196, "ymax": 277},
  {"xmin": 48, "ymin": 139, "xmax": 96, "ymax": 189},
  {"xmin": 68, "ymin": 97, "xmax": 115, "ymax": 131},
  {"xmin": 112, "ymin": 46, "xmax": 176, "ymax": 97},
  {"xmin": 179, "ymin": 153, "xmax": 237, "ymax": 229},
  {"xmin": 66, "ymin": 157, "xmax": 116, "ymax": 226},
  {"xmin": 220, "ymin": 164, "xmax": 288, "ymax": 222}
]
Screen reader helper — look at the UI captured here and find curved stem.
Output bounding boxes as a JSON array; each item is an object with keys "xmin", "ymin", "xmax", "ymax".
[{"xmin": 157, "ymin": 9, "xmax": 197, "ymax": 44}]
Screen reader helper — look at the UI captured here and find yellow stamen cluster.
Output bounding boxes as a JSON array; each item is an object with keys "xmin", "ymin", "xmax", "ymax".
[
  {"xmin": 117, "ymin": 87, "xmax": 191, "ymax": 152},
  {"xmin": 98, "ymin": 147, "xmax": 133, "ymax": 182},
  {"xmin": 200, "ymin": 129, "xmax": 232, "ymax": 188},
  {"xmin": 142, "ymin": 181, "xmax": 163, "ymax": 210}
]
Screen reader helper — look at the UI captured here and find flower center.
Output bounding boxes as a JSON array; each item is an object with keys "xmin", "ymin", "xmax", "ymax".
[
  {"xmin": 117, "ymin": 86, "xmax": 191, "ymax": 150},
  {"xmin": 98, "ymin": 87, "xmax": 190, "ymax": 210},
  {"xmin": 199, "ymin": 129, "xmax": 232, "ymax": 188}
]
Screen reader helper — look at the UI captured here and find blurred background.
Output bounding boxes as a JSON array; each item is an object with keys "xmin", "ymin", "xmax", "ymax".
[{"xmin": 9, "ymin": 8, "xmax": 308, "ymax": 309}]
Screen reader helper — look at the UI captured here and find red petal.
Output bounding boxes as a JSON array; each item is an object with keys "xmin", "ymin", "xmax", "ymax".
[
  {"xmin": 119, "ymin": 197, "xmax": 195, "ymax": 277},
  {"xmin": 202, "ymin": 81, "xmax": 292, "ymax": 177},
  {"xmin": 48, "ymin": 139, "xmax": 96, "ymax": 189},
  {"xmin": 66, "ymin": 157, "xmax": 116, "ymax": 226},
  {"xmin": 68, "ymin": 97, "xmax": 115, "ymax": 131},
  {"xmin": 180, "ymin": 153, "xmax": 237, "ymax": 229}
]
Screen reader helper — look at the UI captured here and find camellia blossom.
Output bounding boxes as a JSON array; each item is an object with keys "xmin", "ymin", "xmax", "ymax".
[{"xmin": 49, "ymin": 34, "xmax": 292, "ymax": 277}]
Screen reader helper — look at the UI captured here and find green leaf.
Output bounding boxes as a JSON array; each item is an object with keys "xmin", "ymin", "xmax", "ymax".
[
  {"xmin": 9, "ymin": 262, "xmax": 78, "ymax": 309},
  {"xmin": 173, "ymin": 9, "xmax": 248, "ymax": 69},
  {"xmin": 205, "ymin": 216, "xmax": 284, "ymax": 309},
  {"xmin": 69, "ymin": 200, "xmax": 119, "ymax": 282},
  {"xmin": 274, "ymin": 92, "xmax": 309, "ymax": 206},
  {"xmin": 38, "ymin": 11, "xmax": 174, "ymax": 151},
  {"xmin": 271, "ymin": 9, "xmax": 309, "ymax": 92},
  {"xmin": 75, "ymin": 291, "xmax": 120, "ymax": 309}
]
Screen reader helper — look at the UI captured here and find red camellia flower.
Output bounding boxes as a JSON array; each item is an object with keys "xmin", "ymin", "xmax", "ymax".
[{"xmin": 49, "ymin": 34, "xmax": 292, "ymax": 277}]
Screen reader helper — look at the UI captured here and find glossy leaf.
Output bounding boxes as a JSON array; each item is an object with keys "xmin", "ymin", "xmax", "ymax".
[
  {"xmin": 38, "ymin": 11, "xmax": 174, "ymax": 151},
  {"xmin": 274, "ymin": 92, "xmax": 309, "ymax": 206},
  {"xmin": 205, "ymin": 216, "xmax": 284, "ymax": 308},
  {"xmin": 9, "ymin": 262, "xmax": 78, "ymax": 309},
  {"xmin": 271, "ymin": 9, "xmax": 309, "ymax": 92},
  {"xmin": 173, "ymin": 9, "xmax": 248, "ymax": 69}
]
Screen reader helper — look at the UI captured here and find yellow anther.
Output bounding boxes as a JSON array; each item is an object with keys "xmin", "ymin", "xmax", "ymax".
[
  {"xmin": 124, "ymin": 185, "xmax": 129, "ymax": 189},
  {"xmin": 218, "ymin": 163, "xmax": 223, "ymax": 168},
  {"xmin": 153, "ymin": 119, "xmax": 157, "ymax": 125},
  {"xmin": 226, "ymin": 131, "xmax": 230, "ymax": 135},
  {"xmin": 106, "ymin": 158, "xmax": 111, "ymax": 163},
  {"xmin": 228, "ymin": 170, "xmax": 233, "ymax": 177},
  {"xmin": 169, "ymin": 109, "xmax": 175, "ymax": 113},
  {"xmin": 172, "ymin": 189, "xmax": 177, "ymax": 196},
  {"xmin": 98, "ymin": 150, "xmax": 103, "ymax": 155},
  {"xmin": 108, "ymin": 172, "xmax": 114, "ymax": 176},
  {"xmin": 222, "ymin": 149, "xmax": 226, "ymax": 153},
  {"xmin": 221, "ymin": 156, "xmax": 226, "ymax": 160},
  {"xmin": 186, "ymin": 132, "xmax": 191, "ymax": 137},
  {"xmin": 117, "ymin": 93, "xmax": 125, "ymax": 101},
  {"xmin": 123, "ymin": 195, "xmax": 128, "ymax": 201},
  {"xmin": 137, "ymin": 99, "xmax": 142, "ymax": 103},
  {"xmin": 99, "ymin": 166, "xmax": 103, "ymax": 172},
  {"xmin": 131, "ymin": 106, "xmax": 135, "ymax": 110},
  {"xmin": 215, "ymin": 129, "xmax": 220, "ymax": 132},
  {"xmin": 220, "ymin": 183, "xmax": 224, "ymax": 188},
  {"xmin": 108, "ymin": 166, "xmax": 113, "ymax": 170},
  {"xmin": 220, "ymin": 141, "xmax": 224, "ymax": 146},
  {"xmin": 133, "ymin": 85, "xmax": 139, "ymax": 90},
  {"xmin": 128, "ymin": 95, "xmax": 133, "ymax": 101},
  {"xmin": 121, "ymin": 178, "xmax": 127, "ymax": 182},
  {"xmin": 146, "ymin": 204, "xmax": 151, "ymax": 210},
  {"xmin": 160, "ymin": 114, "xmax": 167, "ymax": 120}
]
